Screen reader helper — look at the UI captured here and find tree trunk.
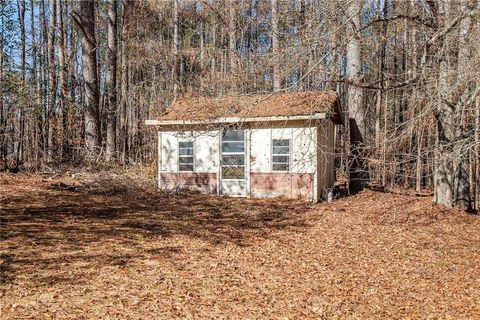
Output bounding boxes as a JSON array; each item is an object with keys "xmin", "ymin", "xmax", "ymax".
[
  {"xmin": 346, "ymin": 0, "xmax": 367, "ymax": 192},
  {"xmin": 210, "ymin": 21, "xmax": 216, "ymax": 78},
  {"xmin": 475, "ymin": 86, "xmax": 480, "ymax": 211},
  {"xmin": 228, "ymin": 0, "xmax": 236, "ymax": 73},
  {"xmin": 30, "ymin": 0, "xmax": 40, "ymax": 165},
  {"xmin": 105, "ymin": 0, "xmax": 118, "ymax": 162},
  {"xmin": 75, "ymin": 0, "xmax": 100, "ymax": 157},
  {"xmin": 47, "ymin": 0, "xmax": 56, "ymax": 161},
  {"xmin": 271, "ymin": 0, "xmax": 280, "ymax": 92},
  {"xmin": 38, "ymin": 0, "xmax": 48, "ymax": 161},
  {"xmin": 15, "ymin": 0, "xmax": 26, "ymax": 166},
  {"xmin": 415, "ymin": 126, "xmax": 424, "ymax": 194},
  {"xmin": 56, "ymin": 0, "xmax": 68, "ymax": 160},
  {"xmin": 118, "ymin": 0, "xmax": 129, "ymax": 163},
  {"xmin": 68, "ymin": 0, "xmax": 79, "ymax": 160},
  {"xmin": 375, "ymin": 0, "xmax": 387, "ymax": 157},
  {"xmin": 0, "ymin": 4, "xmax": 4, "ymax": 166},
  {"xmin": 172, "ymin": 0, "xmax": 178, "ymax": 99},
  {"xmin": 432, "ymin": 0, "xmax": 473, "ymax": 211}
]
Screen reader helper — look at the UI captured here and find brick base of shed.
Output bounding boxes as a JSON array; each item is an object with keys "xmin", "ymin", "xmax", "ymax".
[
  {"xmin": 250, "ymin": 173, "xmax": 313, "ymax": 200},
  {"xmin": 160, "ymin": 172, "xmax": 313, "ymax": 200},
  {"xmin": 160, "ymin": 172, "xmax": 217, "ymax": 193}
]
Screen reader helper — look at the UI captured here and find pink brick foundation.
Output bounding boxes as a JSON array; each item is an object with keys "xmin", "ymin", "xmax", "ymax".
[{"xmin": 160, "ymin": 173, "xmax": 217, "ymax": 193}]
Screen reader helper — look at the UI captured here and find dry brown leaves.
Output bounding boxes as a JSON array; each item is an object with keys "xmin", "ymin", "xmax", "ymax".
[
  {"xmin": 159, "ymin": 90, "xmax": 338, "ymax": 121},
  {"xmin": 0, "ymin": 172, "xmax": 479, "ymax": 319}
]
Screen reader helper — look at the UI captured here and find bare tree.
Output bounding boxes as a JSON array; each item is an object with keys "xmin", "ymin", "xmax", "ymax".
[
  {"xmin": 73, "ymin": 0, "xmax": 100, "ymax": 156},
  {"xmin": 118, "ymin": 0, "xmax": 130, "ymax": 162},
  {"xmin": 346, "ymin": 0, "xmax": 367, "ymax": 192},
  {"xmin": 228, "ymin": 0, "xmax": 236, "ymax": 73},
  {"xmin": 105, "ymin": 0, "xmax": 118, "ymax": 161},
  {"xmin": 172, "ymin": 0, "xmax": 178, "ymax": 99},
  {"xmin": 271, "ymin": 0, "xmax": 280, "ymax": 92},
  {"xmin": 428, "ymin": 0, "xmax": 476, "ymax": 210},
  {"xmin": 56, "ymin": 0, "xmax": 67, "ymax": 159},
  {"xmin": 1, "ymin": 0, "xmax": 479, "ymax": 211},
  {"xmin": 15, "ymin": 0, "xmax": 26, "ymax": 165},
  {"xmin": 47, "ymin": 0, "xmax": 56, "ymax": 161}
]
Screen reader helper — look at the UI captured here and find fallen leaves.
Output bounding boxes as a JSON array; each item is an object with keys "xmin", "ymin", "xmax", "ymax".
[{"xmin": 0, "ymin": 172, "xmax": 479, "ymax": 319}]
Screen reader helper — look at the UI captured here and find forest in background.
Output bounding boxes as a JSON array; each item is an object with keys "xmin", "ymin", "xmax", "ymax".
[{"xmin": 0, "ymin": 0, "xmax": 479, "ymax": 211}]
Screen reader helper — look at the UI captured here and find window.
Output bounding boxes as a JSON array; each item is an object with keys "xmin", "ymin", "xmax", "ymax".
[
  {"xmin": 272, "ymin": 139, "xmax": 290, "ymax": 171},
  {"xmin": 178, "ymin": 141, "xmax": 194, "ymax": 171},
  {"xmin": 221, "ymin": 128, "xmax": 245, "ymax": 179}
]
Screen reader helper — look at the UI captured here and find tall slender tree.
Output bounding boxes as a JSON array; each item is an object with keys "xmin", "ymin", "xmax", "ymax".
[
  {"xmin": 346, "ymin": 0, "xmax": 367, "ymax": 192},
  {"xmin": 118, "ymin": 0, "xmax": 129, "ymax": 162},
  {"xmin": 172, "ymin": 0, "xmax": 178, "ymax": 99},
  {"xmin": 431, "ymin": 0, "xmax": 476, "ymax": 210},
  {"xmin": 228, "ymin": 0, "xmax": 236, "ymax": 73},
  {"xmin": 15, "ymin": 0, "xmax": 26, "ymax": 164},
  {"xmin": 105, "ymin": 0, "xmax": 118, "ymax": 161},
  {"xmin": 271, "ymin": 0, "xmax": 280, "ymax": 92},
  {"xmin": 47, "ymin": 0, "xmax": 56, "ymax": 161},
  {"xmin": 56, "ymin": 0, "xmax": 67, "ymax": 159},
  {"xmin": 73, "ymin": 0, "xmax": 100, "ymax": 156}
]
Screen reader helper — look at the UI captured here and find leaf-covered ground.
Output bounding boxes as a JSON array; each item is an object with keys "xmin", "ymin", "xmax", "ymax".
[{"xmin": 1, "ymin": 172, "xmax": 479, "ymax": 319}]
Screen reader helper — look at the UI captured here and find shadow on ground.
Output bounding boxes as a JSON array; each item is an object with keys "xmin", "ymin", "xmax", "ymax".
[{"xmin": 0, "ymin": 174, "xmax": 314, "ymax": 286}]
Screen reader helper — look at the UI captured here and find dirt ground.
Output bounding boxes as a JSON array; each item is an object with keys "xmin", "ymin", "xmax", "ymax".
[{"xmin": 1, "ymin": 172, "xmax": 479, "ymax": 319}]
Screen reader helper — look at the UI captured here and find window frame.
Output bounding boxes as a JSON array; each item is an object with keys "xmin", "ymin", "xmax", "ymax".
[
  {"xmin": 221, "ymin": 127, "xmax": 246, "ymax": 180},
  {"xmin": 271, "ymin": 138, "xmax": 291, "ymax": 172},
  {"xmin": 177, "ymin": 140, "xmax": 195, "ymax": 172}
]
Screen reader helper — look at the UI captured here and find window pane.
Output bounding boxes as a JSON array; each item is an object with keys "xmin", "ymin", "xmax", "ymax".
[
  {"xmin": 273, "ymin": 139, "xmax": 289, "ymax": 147},
  {"xmin": 273, "ymin": 155, "xmax": 289, "ymax": 164},
  {"xmin": 222, "ymin": 129, "xmax": 244, "ymax": 141},
  {"xmin": 179, "ymin": 156, "xmax": 193, "ymax": 164},
  {"xmin": 179, "ymin": 148, "xmax": 193, "ymax": 155},
  {"xmin": 222, "ymin": 155, "xmax": 245, "ymax": 165},
  {"xmin": 222, "ymin": 142, "xmax": 244, "ymax": 153},
  {"xmin": 179, "ymin": 141, "xmax": 193, "ymax": 148},
  {"xmin": 178, "ymin": 141, "xmax": 194, "ymax": 171},
  {"xmin": 273, "ymin": 163, "xmax": 289, "ymax": 171},
  {"xmin": 222, "ymin": 166, "xmax": 244, "ymax": 179},
  {"xmin": 273, "ymin": 146, "xmax": 290, "ymax": 154},
  {"xmin": 179, "ymin": 164, "xmax": 194, "ymax": 171}
]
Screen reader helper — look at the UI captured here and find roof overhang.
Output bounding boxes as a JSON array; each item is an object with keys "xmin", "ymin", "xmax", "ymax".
[{"xmin": 145, "ymin": 112, "xmax": 329, "ymax": 127}]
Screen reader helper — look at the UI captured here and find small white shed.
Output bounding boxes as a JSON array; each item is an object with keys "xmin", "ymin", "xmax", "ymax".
[{"xmin": 146, "ymin": 90, "xmax": 343, "ymax": 202}]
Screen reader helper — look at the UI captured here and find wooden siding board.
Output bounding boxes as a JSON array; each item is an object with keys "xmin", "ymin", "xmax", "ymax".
[
  {"xmin": 292, "ymin": 126, "xmax": 316, "ymax": 173},
  {"xmin": 316, "ymin": 120, "xmax": 336, "ymax": 200}
]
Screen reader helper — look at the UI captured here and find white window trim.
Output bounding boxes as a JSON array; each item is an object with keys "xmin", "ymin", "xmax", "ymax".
[
  {"xmin": 271, "ymin": 138, "xmax": 291, "ymax": 173},
  {"xmin": 178, "ymin": 139, "xmax": 195, "ymax": 172}
]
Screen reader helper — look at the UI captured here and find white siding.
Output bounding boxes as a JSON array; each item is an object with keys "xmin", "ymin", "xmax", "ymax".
[
  {"xmin": 161, "ymin": 132, "xmax": 178, "ymax": 172},
  {"xmin": 161, "ymin": 127, "xmax": 317, "ymax": 175},
  {"xmin": 250, "ymin": 129, "xmax": 271, "ymax": 172},
  {"xmin": 249, "ymin": 127, "xmax": 316, "ymax": 174},
  {"xmin": 157, "ymin": 123, "xmax": 334, "ymax": 202},
  {"xmin": 160, "ymin": 130, "xmax": 219, "ymax": 172},
  {"xmin": 271, "ymin": 128, "xmax": 292, "ymax": 140},
  {"xmin": 194, "ymin": 131, "xmax": 220, "ymax": 172}
]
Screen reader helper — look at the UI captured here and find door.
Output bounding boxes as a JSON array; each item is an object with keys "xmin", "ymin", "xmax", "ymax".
[{"xmin": 220, "ymin": 127, "xmax": 247, "ymax": 196}]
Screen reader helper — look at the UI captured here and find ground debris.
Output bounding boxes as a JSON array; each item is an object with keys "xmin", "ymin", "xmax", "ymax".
[{"xmin": 1, "ymin": 172, "xmax": 479, "ymax": 319}]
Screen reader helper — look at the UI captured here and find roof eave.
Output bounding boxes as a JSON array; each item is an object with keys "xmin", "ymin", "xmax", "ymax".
[{"xmin": 145, "ymin": 113, "xmax": 328, "ymax": 126}]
